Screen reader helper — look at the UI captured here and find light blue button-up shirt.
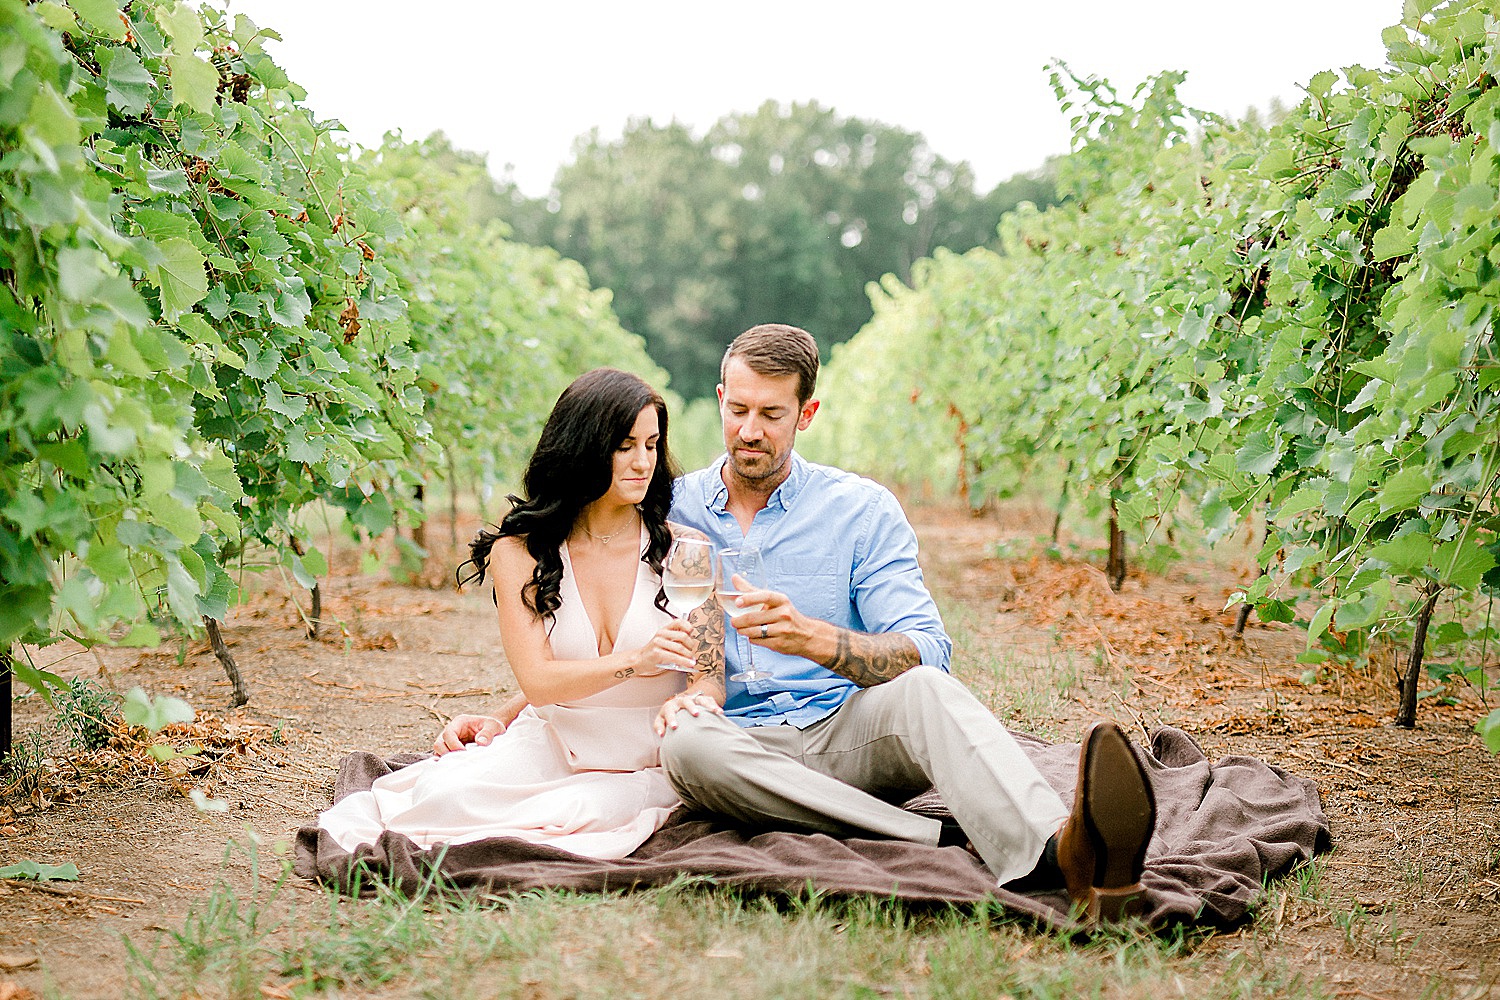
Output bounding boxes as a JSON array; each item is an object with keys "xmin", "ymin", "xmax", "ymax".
[{"xmin": 670, "ymin": 453, "xmax": 951, "ymax": 728}]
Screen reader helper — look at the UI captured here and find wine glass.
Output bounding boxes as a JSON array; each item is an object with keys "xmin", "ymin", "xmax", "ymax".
[
  {"xmin": 660, "ymin": 537, "xmax": 716, "ymax": 672},
  {"xmin": 717, "ymin": 548, "xmax": 770, "ymax": 682}
]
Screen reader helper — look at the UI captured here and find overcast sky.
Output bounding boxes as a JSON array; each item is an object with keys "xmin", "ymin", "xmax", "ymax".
[{"xmin": 222, "ymin": 1, "xmax": 1401, "ymax": 196}]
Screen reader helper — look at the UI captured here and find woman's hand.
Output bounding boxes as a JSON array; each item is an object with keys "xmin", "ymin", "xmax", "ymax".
[
  {"xmin": 431, "ymin": 694, "xmax": 528, "ymax": 756},
  {"xmin": 432, "ymin": 714, "xmax": 505, "ymax": 756},
  {"xmin": 654, "ymin": 688, "xmax": 724, "ymax": 735},
  {"xmin": 627, "ymin": 618, "xmax": 696, "ymax": 677}
]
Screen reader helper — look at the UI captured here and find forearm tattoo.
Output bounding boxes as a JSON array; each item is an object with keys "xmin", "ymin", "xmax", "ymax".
[
  {"xmin": 826, "ymin": 629, "xmax": 920, "ymax": 687},
  {"xmin": 684, "ymin": 597, "xmax": 726, "ymax": 700}
]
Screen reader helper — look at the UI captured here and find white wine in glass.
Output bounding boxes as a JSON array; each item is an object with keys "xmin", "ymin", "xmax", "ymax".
[
  {"xmin": 717, "ymin": 547, "xmax": 770, "ymax": 682},
  {"xmin": 659, "ymin": 537, "xmax": 715, "ymax": 672}
]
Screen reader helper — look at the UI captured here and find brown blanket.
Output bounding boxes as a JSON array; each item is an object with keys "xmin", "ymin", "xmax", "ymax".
[{"xmin": 293, "ymin": 726, "xmax": 1330, "ymax": 930}]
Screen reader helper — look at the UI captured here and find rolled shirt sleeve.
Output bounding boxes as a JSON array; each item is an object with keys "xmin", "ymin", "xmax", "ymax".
[{"xmin": 850, "ymin": 487, "xmax": 952, "ymax": 672}]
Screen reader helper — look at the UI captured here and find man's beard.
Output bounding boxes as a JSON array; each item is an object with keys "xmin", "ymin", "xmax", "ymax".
[{"xmin": 728, "ymin": 442, "xmax": 783, "ymax": 482}]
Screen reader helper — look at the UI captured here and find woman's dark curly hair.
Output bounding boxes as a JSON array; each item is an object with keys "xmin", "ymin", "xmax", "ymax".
[{"xmin": 457, "ymin": 368, "xmax": 678, "ymax": 618}]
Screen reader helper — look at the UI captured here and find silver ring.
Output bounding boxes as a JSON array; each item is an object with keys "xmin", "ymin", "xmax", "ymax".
[{"xmin": 759, "ymin": 625, "xmax": 769, "ymax": 639}]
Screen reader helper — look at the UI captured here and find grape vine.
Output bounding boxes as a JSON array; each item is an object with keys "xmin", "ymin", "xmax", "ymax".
[
  {"xmin": 813, "ymin": 0, "xmax": 1500, "ymax": 750},
  {"xmin": 1, "ymin": 0, "xmax": 658, "ymax": 744}
]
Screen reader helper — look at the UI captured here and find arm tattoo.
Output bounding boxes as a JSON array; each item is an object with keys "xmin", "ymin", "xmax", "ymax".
[
  {"xmin": 826, "ymin": 629, "xmax": 920, "ymax": 687},
  {"xmin": 683, "ymin": 597, "xmax": 726, "ymax": 701}
]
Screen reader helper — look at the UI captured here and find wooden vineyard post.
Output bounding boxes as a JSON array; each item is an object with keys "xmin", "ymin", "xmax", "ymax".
[
  {"xmin": 1052, "ymin": 460, "xmax": 1073, "ymax": 545},
  {"xmin": 1235, "ymin": 519, "xmax": 1271, "ymax": 638},
  {"xmin": 288, "ymin": 535, "xmax": 322, "ymax": 640},
  {"xmin": 203, "ymin": 616, "xmax": 250, "ymax": 707},
  {"xmin": 1106, "ymin": 474, "xmax": 1127, "ymax": 592},
  {"xmin": 447, "ymin": 449, "xmax": 460, "ymax": 549},
  {"xmin": 411, "ymin": 480, "xmax": 428, "ymax": 554},
  {"xmin": 1395, "ymin": 584, "xmax": 1442, "ymax": 729},
  {"xmin": 1, "ymin": 647, "xmax": 11, "ymax": 766}
]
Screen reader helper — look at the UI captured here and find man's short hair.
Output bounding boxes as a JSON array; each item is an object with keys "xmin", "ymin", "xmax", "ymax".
[{"xmin": 721, "ymin": 324, "xmax": 820, "ymax": 404}]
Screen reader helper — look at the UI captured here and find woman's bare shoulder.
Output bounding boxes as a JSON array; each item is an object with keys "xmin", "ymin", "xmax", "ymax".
[
  {"xmin": 667, "ymin": 522, "xmax": 710, "ymax": 543},
  {"xmin": 491, "ymin": 534, "xmax": 536, "ymax": 572}
]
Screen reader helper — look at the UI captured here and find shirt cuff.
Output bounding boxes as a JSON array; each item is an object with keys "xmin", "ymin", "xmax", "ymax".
[{"xmin": 905, "ymin": 631, "xmax": 951, "ymax": 672}]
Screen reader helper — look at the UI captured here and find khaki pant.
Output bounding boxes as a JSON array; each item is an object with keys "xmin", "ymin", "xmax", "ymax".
[{"xmin": 659, "ymin": 665, "xmax": 1070, "ymax": 884}]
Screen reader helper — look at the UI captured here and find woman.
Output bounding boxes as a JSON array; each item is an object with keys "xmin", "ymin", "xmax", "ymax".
[{"xmin": 316, "ymin": 369, "xmax": 724, "ymax": 860}]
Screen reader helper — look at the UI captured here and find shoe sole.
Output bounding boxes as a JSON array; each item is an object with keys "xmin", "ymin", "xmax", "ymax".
[{"xmin": 1081, "ymin": 723, "xmax": 1155, "ymax": 922}]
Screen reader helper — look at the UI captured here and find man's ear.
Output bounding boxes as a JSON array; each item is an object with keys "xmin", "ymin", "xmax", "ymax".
[
  {"xmin": 796, "ymin": 399, "xmax": 820, "ymax": 430},
  {"xmin": 716, "ymin": 384, "xmax": 725, "ymax": 405}
]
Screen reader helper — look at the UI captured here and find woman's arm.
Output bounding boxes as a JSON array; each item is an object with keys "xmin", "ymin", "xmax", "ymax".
[
  {"xmin": 493, "ymin": 536, "xmax": 695, "ymax": 706},
  {"xmin": 654, "ymin": 589, "xmax": 727, "ymax": 734}
]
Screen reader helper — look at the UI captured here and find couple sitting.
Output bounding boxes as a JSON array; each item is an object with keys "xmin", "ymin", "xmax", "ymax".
[{"xmin": 317, "ymin": 324, "xmax": 1157, "ymax": 923}]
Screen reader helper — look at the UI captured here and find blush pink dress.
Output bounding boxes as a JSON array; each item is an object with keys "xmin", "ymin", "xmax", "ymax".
[{"xmin": 317, "ymin": 535, "xmax": 685, "ymax": 859}]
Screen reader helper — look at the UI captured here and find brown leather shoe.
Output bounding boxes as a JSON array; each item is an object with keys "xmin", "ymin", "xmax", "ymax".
[{"xmin": 1056, "ymin": 721, "xmax": 1156, "ymax": 923}]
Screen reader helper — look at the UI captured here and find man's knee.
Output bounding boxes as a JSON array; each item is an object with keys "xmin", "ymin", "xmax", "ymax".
[
  {"xmin": 889, "ymin": 664, "xmax": 956, "ymax": 698},
  {"xmin": 869, "ymin": 664, "xmax": 980, "ymax": 724},
  {"xmin": 659, "ymin": 710, "xmax": 736, "ymax": 790}
]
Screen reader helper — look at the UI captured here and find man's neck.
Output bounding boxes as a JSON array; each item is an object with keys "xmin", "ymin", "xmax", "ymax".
[{"xmin": 720, "ymin": 454, "xmax": 792, "ymax": 533}]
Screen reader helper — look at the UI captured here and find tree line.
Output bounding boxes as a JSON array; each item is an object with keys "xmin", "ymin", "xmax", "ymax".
[{"xmin": 488, "ymin": 103, "xmax": 1059, "ymax": 399}]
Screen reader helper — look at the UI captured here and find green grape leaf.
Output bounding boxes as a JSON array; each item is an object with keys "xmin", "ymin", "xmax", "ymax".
[
  {"xmin": 167, "ymin": 54, "xmax": 219, "ymax": 115},
  {"xmin": 1376, "ymin": 467, "xmax": 1432, "ymax": 513},
  {"xmin": 266, "ymin": 281, "xmax": 312, "ymax": 327},
  {"xmin": 147, "ymin": 168, "xmax": 191, "ymax": 195},
  {"xmin": 0, "ymin": 860, "xmax": 81, "ymax": 882},
  {"xmin": 242, "ymin": 343, "xmax": 282, "ymax": 380},
  {"xmin": 99, "ymin": 46, "xmax": 153, "ymax": 115},
  {"xmin": 1371, "ymin": 224, "xmax": 1415, "ymax": 262},
  {"xmin": 147, "ymin": 237, "xmax": 209, "ymax": 320},
  {"xmin": 71, "ymin": 0, "xmax": 126, "ymax": 39},
  {"xmin": 285, "ymin": 423, "xmax": 326, "ymax": 464},
  {"xmin": 1258, "ymin": 599, "xmax": 1297, "ymax": 624},
  {"xmin": 56, "ymin": 247, "xmax": 107, "ymax": 302},
  {"xmin": 156, "ymin": 1, "xmax": 205, "ymax": 53},
  {"xmin": 35, "ymin": 2, "xmax": 79, "ymax": 30},
  {"xmin": 1307, "ymin": 600, "xmax": 1337, "ymax": 645},
  {"xmin": 264, "ymin": 382, "xmax": 308, "ymax": 419},
  {"xmin": 120, "ymin": 621, "xmax": 162, "ymax": 647},
  {"xmin": 27, "ymin": 84, "xmax": 80, "ymax": 149},
  {"xmin": 1436, "ymin": 538, "xmax": 1496, "ymax": 592},
  {"xmin": 1478, "ymin": 709, "xmax": 1500, "ymax": 755},
  {"xmin": 151, "ymin": 494, "xmax": 204, "ymax": 544},
  {"xmin": 1368, "ymin": 532, "xmax": 1433, "ymax": 574},
  {"xmin": 1235, "ymin": 430, "xmax": 1283, "ymax": 478},
  {"xmin": 298, "ymin": 545, "xmax": 328, "ymax": 577}
]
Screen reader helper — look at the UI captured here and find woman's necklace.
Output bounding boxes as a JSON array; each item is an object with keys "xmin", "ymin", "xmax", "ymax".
[{"xmin": 580, "ymin": 511, "xmax": 638, "ymax": 546}]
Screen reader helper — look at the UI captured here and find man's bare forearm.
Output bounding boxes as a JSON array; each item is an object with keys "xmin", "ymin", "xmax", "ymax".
[{"xmin": 823, "ymin": 628, "xmax": 920, "ymax": 687}]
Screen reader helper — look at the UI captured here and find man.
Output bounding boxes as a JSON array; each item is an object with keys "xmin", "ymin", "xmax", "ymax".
[
  {"xmin": 439, "ymin": 323, "xmax": 1156, "ymax": 921},
  {"xmin": 656, "ymin": 323, "xmax": 1157, "ymax": 922}
]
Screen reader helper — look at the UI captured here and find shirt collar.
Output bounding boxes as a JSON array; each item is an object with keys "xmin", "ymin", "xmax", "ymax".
[{"xmin": 704, "ymin": 452, "xmax": 807, "ymax": 514}]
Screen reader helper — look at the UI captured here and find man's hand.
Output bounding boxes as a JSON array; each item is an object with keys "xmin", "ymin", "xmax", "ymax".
[
  {"xmin": 724, "ymin": 577, "xmax": 822, "ymax": 661},
  {"xmin": 728, "ymin": 582, "xmax": 919, "ymax": 687},
  {"xmin": 432, "ymin": 714, "xmax": 505, "ymax": 756}
]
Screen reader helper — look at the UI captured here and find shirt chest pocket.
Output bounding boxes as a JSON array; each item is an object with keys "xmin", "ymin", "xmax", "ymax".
[{"xmin": 772, "ymin": 555, "xmax": 847, "ymax": 623}]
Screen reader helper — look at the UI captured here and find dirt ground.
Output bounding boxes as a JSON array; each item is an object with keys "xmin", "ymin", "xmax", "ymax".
[{"xmin": 1, "ymin": 502, "xmax": 1497, "ymax": 999}]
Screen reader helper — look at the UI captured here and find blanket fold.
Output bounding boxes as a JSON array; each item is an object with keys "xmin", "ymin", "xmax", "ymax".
[{"xmin": 293, "ymin": 726, "xmax": 1330, "ymax": 929}]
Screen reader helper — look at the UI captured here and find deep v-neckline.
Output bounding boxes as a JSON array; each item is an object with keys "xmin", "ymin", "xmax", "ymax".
[{"xmin": 563, "ymin": 527, "xmax": 646, "ymax": 657}]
